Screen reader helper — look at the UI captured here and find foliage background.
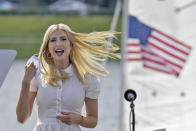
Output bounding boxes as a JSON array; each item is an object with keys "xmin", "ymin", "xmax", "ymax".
[{"xmin": 0, "ymin": 15, "xmax": 122, "ymax": 58}]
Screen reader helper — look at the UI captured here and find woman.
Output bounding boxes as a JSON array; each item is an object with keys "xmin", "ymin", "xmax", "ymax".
[{"xmin": 16, "ymin": 24, "xmax": 120, "ymax": 131}]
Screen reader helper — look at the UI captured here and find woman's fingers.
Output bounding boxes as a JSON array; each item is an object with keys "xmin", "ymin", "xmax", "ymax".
[
  {"xmin": 23, "ymin": 61, "xmax": 38, "ymax": 82},
  {"xmin": 56, "ymin": 115, "xmax": 71, "ymax": 125},
  {"xmin": 26, "ymin": 62, "xmax": 37, "ymax": 71},
  {"xmin": 56, "ymin": 112, "xmax": 72, "ymax": 125},
  {"xmin": 29, "ymin": 62, "xmax": 36, "ymax": 69},
  {"xmin": 61, "ymin": 112, "xmax": 70, "ymax": 115},
  {"xmin": 56, "ymin": 112, "xmax": 81, "ymax": 125}
]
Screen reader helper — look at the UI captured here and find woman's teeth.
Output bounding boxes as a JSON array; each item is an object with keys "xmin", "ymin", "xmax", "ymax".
[{"xmin": 55, "ymin": 49, "xmax": 64, "ymax": 56}]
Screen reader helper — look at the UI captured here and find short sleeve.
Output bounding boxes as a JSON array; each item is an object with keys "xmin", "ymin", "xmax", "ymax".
[
  {"xmin": 85, "ymin": 76, "xmax": 100, "ymax": 99},
  {"xmin": 30, "ymin": 77, "xmax": 39, "ymax": 92}
]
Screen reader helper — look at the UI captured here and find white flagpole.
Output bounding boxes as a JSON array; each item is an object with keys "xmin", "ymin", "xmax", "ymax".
[
  {"xmin": 119, "ymin": 0, "xmax": 129, "ymax": 131},
  {"xmin": 109, "ymin": 0, "xmax": 122, "ymax": 33},
  {"xmin": 102, "ymin": 0, "xmax": 122, "ymax": 66}
]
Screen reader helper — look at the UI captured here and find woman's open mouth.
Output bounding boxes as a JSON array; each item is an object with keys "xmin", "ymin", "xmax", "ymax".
[{"xmin": 55, "ymin": 49, "xmax": 64, "ymax": 56}]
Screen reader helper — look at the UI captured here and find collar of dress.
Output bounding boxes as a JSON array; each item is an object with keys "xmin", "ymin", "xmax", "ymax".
[{"xmin": 63, "ymin": 64, "xmax": 73, "ymax": 76}]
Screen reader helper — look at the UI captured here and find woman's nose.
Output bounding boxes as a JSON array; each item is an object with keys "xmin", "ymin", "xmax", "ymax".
[{"xmin": 56, "ymin": 40, "xmax": 63, "ymax": 45}]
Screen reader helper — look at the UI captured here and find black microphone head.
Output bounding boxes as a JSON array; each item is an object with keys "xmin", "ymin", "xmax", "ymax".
[{"xmin": 124, "ymin": 89, "xmax": 137, "ymax": 102}]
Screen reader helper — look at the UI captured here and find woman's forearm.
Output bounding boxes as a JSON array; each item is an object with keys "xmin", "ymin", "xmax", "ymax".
[
  {"xmin": 80, "ymin": 115, "xmax": 97, "ymax": 128},
  {"xmin": 16, "ymin": 80, "xmax": 31, "ymax": 123}
]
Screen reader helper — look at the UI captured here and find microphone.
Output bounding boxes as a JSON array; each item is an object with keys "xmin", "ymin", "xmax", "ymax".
[{"xmin": 124, "ymin": 89, "xmax": 137, "ymax": 102}]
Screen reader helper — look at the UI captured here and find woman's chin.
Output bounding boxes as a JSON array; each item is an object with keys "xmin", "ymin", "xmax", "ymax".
[{"xmin": 53, "ymin": 55, "xmax": 67, "ymax": 61}]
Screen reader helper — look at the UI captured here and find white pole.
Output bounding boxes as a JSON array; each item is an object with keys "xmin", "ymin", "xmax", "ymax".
[
  {"xmin": 119, "ymin": 0, "xmax": 128, "ymax": 131},
  {"xmin": 109, "ymin": 0, "xmax": 122, "ymax": 32},
  {"xmin": 102, "ymin": 0, "xmax": 122, "ymax": 66}
]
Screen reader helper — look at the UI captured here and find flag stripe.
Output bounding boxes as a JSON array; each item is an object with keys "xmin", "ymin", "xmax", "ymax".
[
  {"xmin": 148, "ymin": 42, "xmax": 186, "ymax": 63},
  {"xmin": 143, "ymin": 57, "xmax": 166, "ymax": 65},
  {"xmin": 167, "ymin": 63, "xmax": 181, "ymax": 73},
  {"xmin": 142, "ymin": 51, "xmax": 164, "ymax": 63},
  {"xmin": 152, "ymin": 30, "xmax": 191, "ymax": 52},
  {"xmin": 127, "ymin": 58, "xmax": 142, "ymax": 61},
  {"xmin": 127, "ymin": 46, "xmax": 140, "ymax": 52},
  {"xmin": 143, "ymin": 49, "xmax": 181, "ymax": 73},
  {"xmin": 164, "ymin": 58, "xmax": 183, "ymax": 69},
  {"xmin": 154, "ymin": 29, "xmax": 191, "ymax": 50},
  {"xmin": 144, "ymin": 63, "xmax": 179, "ymax": 77},
  {"xmin": 148, "ymin": 37, "xmax": 188, "ymax": 60},
  {"xmin": 127, "ymin": 43, "xmax": 140, "ymax": 46},
  {"xmin": 143, "ymin": 49, "xmax": 182, "ymax": 71},
  {"xmin": 126, "ymin": 40, "xmax": 142, "ymax": 62},
  {"xmin": 127, "ymin": 51, "xmax": 141, "ymax": 54},
  {"xmin": 127, "ymin": 39, "xmax": 140, "ymax": 44},
  {"xmin": 143, "ymin": 63, "xmax": 172, "ymax": 74},
  {"xmin": 142, "ymin": 48, "xmax": 159, "ymax": 57},
  {"xmin": 150, "ymin": 35, "xmax": 189, "ymax": 56},
  {"xmin": 149, "ymin": 44, "xmax": 184, "ymax": 66}
]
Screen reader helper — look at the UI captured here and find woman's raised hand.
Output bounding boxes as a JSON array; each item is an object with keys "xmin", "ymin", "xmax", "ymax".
[{"xmin": 23, "ymin": 61, "xmax": 37, "ymax": 83}]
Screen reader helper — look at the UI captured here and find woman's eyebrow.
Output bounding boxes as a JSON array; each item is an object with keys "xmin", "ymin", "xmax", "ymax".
[{"xmin": 50, "ymin": 37, "xmax": 57, "ymax": 39}]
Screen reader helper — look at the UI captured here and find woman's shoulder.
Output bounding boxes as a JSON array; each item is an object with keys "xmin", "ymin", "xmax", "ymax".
[
  {"xmin": 84, "ymin": 75, "xmax": 101, "ymax": 99},
  {"xmin": 86, "ymin": 75, "xmax": 100, "ymax": 83},
  {"xmin": 84, "ymin": 75, "xmax": 100, "ymax": 88}
]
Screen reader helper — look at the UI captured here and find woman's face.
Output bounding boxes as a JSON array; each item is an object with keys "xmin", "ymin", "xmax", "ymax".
[{"xmin": 48, "ymin": 29, "xmax": 72, "ymax": 64}]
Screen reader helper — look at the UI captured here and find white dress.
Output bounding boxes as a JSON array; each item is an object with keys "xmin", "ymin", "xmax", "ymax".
[{"xmin": 27, "ymin": 56, "xmax": 100, "ymax": 131}]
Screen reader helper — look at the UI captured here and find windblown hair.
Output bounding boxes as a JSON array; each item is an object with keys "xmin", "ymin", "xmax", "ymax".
[{"xmin": 38, "ymin": 24, "xmax": 120, "ymax": 87}]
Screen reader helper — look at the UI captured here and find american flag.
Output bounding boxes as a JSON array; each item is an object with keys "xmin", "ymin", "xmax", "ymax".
[{"xmin": 126, "ymin": 16, "xmax": 192, "ymax": 77}]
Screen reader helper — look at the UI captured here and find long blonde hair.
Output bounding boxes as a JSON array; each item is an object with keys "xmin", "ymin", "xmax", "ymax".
[{"xmin": 38, "ymin": 24, "xmax": 120, "ymax": 87}]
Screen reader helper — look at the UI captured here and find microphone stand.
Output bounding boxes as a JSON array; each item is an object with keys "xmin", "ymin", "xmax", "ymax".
[
  {"xmin": 129, "ymin": 101, "xmax": 135, "ymax": 131},
  {"xmin": 124, "ymin": 89, "xmax": 137, "ymax": 131}
]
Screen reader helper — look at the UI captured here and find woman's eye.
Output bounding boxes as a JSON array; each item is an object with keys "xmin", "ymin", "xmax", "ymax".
[
  {"xmin": 50, "ymin": 39, "xmax": 56, "ymax": 42},
  {"xmin": 62, "ymin": 38, "xmax": 67, "ymax": 41}
]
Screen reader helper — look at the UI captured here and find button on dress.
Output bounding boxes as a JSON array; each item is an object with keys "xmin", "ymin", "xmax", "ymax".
[{"xmin": 27, "ymin": 56, "xmax": 100, "ymax": 131}]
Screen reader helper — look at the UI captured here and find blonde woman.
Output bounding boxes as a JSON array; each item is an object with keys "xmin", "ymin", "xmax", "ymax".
[{"xmin": 16, "ymin": 24, "xmax": 120, "ymax": 131}]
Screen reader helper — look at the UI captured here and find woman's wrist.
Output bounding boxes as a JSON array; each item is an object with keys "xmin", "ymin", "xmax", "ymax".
[
  {"xmin": 22, "ymin": 79, "xmax": 31, "ymax": 86},
  {"xmin": 79, "ymin": 115, "xmax": 84, "ymax": 125}
]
